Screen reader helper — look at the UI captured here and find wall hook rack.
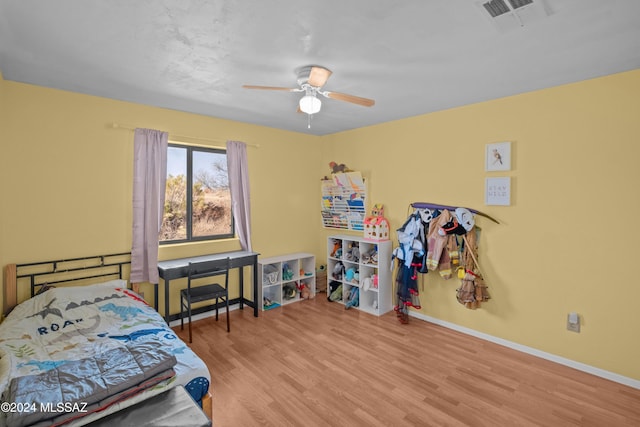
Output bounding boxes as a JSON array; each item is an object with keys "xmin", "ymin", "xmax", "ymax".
[{"xmin": 410, "ymin": 202, "xmax": 500, "ymax": 224}]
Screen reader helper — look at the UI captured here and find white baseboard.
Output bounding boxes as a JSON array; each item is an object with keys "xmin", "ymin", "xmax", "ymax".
[{"xmin": 409, "ymin": 311, "xmax": 640, "ymax": 390}]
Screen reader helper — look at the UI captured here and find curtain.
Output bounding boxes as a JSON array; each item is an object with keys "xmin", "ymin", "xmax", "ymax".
[
  {"xmin": 226, "ymin": 140, "xmax": 253, "ymax": 252},
  {"xmin": 131, "ymin": 128, "xmax": 168, "ymax": 284}
]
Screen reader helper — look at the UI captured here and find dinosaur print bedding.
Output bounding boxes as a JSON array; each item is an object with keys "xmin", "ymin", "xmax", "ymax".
[{"xmin": 0, "ymin": 281, "xmax": 210, "ymax": 427}]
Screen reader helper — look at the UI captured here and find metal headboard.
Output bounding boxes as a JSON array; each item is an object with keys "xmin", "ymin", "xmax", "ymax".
[{"xmin": 15, "ymin": 252, "xmax": 131, "ymax": 298}]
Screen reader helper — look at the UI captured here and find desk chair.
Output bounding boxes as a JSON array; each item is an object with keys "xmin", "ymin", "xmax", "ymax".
[{"xmin": 181, "ymin": 257, "xmax": 231, "ymax": 343}]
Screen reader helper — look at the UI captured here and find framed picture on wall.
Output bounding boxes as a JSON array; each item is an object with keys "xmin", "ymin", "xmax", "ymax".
[
  {"xmin": 485, "ymin": 141, "xmax": 511, "ymax": 171},
  {"xmin": 485, "ymin": 177, "xmax": 511, "ymax": 206}
]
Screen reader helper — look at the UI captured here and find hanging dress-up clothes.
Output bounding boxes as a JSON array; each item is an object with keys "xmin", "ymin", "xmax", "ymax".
[
  {"xmin": 393, "ymin": 211, "xmax": 428, "ymax": 323},
  {"xmin": 456, "ymin": 227, "xmax": 491, "ymax": 309},
  {"xmin": 425, "ymin": 209, "xmax": 456, "ymax": 279}
]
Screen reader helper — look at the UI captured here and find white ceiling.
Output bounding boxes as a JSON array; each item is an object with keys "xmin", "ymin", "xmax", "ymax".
[{"xmin": 1, "ymin": 0, "xmax": 639, "ymax": 136}]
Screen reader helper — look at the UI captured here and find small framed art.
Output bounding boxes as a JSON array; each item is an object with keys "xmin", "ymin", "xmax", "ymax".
[
  {"xmin": 485, "ymin": 177, "xmax": 511, "ymax": 206},
  {"xmin": 485, "ymin": 141, "xmax": 511, "ymax": 171}
]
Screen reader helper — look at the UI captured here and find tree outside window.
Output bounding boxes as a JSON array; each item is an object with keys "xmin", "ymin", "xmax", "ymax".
[{"xmin": 160, "ymin": 144, "xmax": 233, "ymax": 243}]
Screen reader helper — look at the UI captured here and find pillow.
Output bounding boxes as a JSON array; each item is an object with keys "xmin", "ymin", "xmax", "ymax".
[
  {"xmin": 40, "ymin": 279, "xmax": 128, "ymax": 302},
  {"xmin": 7, "ymin": 279, "xmax": 129, "ymax": 322}
]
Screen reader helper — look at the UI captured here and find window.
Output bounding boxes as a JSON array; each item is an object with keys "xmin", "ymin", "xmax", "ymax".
[{"xmin": 160, "ymin": 143, "xmax": 233, "ymax": 243}]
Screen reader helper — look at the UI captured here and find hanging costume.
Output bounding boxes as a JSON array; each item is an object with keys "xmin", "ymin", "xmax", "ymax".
[
  {"xmin": 393, "ymin": 209, "xmax": 432, "ymax": 323},
  {"xmin": 426, "ymin": 210, "xmax": 457, "ymax": 279},
  {"xmin": 394, "ymin": 205, "xmax": 491, "ymax": 322},
  {"xmin": 456, "ymin": 227, "xmax": 491, "ymax": 309}
]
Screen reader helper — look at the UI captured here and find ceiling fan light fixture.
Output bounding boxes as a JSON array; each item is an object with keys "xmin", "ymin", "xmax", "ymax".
[{"xmin": 299, "ymin": 95, "xmax": 321, "ymax": 114}]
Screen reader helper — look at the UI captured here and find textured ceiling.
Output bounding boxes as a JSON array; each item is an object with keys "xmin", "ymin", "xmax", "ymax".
[{"xmin": 1, "ymin": 0, "xmax": 639, "ymax": 135}]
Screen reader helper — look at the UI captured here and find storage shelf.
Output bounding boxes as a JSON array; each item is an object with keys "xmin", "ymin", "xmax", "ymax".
[
  {"xmin": 258, "ymin": 253, "xmax": 316, "ymax": 311},
  {"xmin": 327, "ymin": 235, "xmax": 392, "ymax": 316}
]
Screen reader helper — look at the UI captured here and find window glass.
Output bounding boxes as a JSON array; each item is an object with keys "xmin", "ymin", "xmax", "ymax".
[
  {"xmin": 161, "ymin": 144, "xmax": 233, "ymax": 243},
  {"xmin": 192, "ymin": 150, "xmax": 232, "ymax": 237}
]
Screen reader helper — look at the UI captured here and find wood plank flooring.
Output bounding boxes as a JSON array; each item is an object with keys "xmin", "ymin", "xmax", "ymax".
[{"xmin": 173, "ymin": 296, "xmax": 640, "ymax": 426}]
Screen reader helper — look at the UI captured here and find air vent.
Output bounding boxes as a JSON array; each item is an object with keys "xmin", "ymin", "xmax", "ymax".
[
  {"xmin": 476, "ymin": 0, "xmax": 549, "ymax": 32},
  {"xmin": 483, "ymin": 0, "xmax": 510, "ymax": 18},
  {"xmin": 483, "ymin": 0, "xmax": 534, "ymax": 17}
]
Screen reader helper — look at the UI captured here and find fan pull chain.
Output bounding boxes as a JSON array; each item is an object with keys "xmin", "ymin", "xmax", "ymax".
[{"xmin": 307, "ymin": 113, "xmax": 312, "ymax": 129}]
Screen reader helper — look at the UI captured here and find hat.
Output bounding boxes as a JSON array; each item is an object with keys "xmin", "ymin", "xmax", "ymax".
[
  {"xmin": 455, "ymin": 208, "xmax": 475, "ymax": 231},
  {"xmin": 439, "ymin": 218, "xmax": 467, "ymax": 235},
  {"xmin": 417, "ymin": 208, "xmax": 433, "ymax": 223}
]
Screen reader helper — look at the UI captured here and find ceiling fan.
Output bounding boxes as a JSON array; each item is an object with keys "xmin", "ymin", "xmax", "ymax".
[{"xmin": 242, "ymin": 65, "xmax": 375, "ymax": 116}]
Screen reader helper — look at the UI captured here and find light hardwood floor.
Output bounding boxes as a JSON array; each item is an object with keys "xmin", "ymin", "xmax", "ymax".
[{"xmin": 174, "ymin": 296, "xmax": 640, "ymax": 426}]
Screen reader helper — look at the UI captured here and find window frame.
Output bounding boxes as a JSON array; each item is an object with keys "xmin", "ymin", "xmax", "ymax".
[{"xmin": 160, "ymin": 143, "xmax": 234, "ymax": 245}]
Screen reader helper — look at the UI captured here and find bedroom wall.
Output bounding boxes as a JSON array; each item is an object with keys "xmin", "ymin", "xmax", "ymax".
[
  {"xmin": 0, "ymin": 78, "xmax": 324, "ymax": 315},
  {"xmin": 2, "ymin": 69, "xmax": 639, "ymax": 383},
  {"xmin": 319, "ymin": 69, "xmax": 640, "ymax": 381}
]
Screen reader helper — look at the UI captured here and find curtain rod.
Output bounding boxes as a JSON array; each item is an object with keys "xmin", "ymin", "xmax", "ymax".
[{"xmin": 110, "ymin": 122, "xmax": 260, "ymax": 148}]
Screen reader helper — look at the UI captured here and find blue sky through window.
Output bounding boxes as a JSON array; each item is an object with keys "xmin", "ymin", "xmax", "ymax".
[
  {"xmin": 167, "ymin": 146, "xmax": 228, "ymax": 188},
  {"xmin": 167, "ymin": 146, "xmax": 186, "ymax": 177}
]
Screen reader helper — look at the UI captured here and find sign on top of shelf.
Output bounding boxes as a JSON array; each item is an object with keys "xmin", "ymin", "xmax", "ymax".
[{"xmin": 321, "ymin": 172, "xmax": 366, "ymax": 231}]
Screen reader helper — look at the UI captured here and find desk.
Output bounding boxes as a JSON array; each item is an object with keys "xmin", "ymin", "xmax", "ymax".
[{"xmin": 157, "ymin": 250, "xmax": 259, "ymax": 323}]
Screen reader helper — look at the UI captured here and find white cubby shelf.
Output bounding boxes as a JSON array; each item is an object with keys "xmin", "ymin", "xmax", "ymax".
[
  {"xmin": 327, "ymin": 235, "xmax": 392, "ymax": 316},
  {"xmin": 258, "ymin": 253, "xmax": 316, "ymax": 311}
]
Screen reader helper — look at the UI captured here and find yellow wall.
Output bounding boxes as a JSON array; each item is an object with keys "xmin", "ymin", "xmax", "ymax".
[
  {"xmin": 1, "ymin": 69, "xmax": 639, "ymax": 381},
  {"xmin": 0, "ymin": 77, "xmax": 323, "ymax": 315},
  {"xmin": 322, "ymin": 69, "xmax": 640, "ymax": 381}
]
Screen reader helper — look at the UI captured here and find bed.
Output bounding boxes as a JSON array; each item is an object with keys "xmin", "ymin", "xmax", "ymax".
[{"xmin": 0, "ymin": 254, "xmax": 212, "ymax": 427}]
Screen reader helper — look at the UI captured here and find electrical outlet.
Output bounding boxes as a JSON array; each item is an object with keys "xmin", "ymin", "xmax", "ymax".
[{"xmin": 567, "ymin": 313, "xmax": 580, "ymax": 333}]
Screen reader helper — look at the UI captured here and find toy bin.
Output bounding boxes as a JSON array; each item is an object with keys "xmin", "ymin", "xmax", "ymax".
[{"xmin": 262, "ymin": 263, "xmax": 280, "ymax": 286}]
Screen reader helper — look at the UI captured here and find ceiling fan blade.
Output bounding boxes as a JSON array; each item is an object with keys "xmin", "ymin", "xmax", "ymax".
[
  {"xmin": 242, "ymin": 85, "xmax": 299, "ymax": 91},
  {"xmin": 323, "ymin": 91, "xmax": 375, "ymax": 107},
  {"xmin": 308, "ymin": 66, "xmax": 332, "ymax": 87}
]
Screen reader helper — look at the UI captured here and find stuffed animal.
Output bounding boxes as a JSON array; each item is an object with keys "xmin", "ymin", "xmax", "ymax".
[
  {"xmin": 299, "ymin": 284, "xmax": 311, "ymax": 299},
  {"xmin": 330, "ymin": 240, "xmax": 341, "ymax": 257},
  {"xmin": 332, "ymin": 261, "xmax": 345, "ymax": 280},
  {"xmin": 345, "ymin": 242, "xmax": 360, "ymax": 262},
  {"xmin": 360, "ymin": 247, "xmax": 377, "ymax": 264},
  {"xmin": 329, "ymin": 161, "xmax": 352, "ymax": 174},
  {"xmin": 345, "ymin": 268, "xmax": 356, "ymax": 282},
  {"xmin": 344, "ymin": 245, "xmax": 360, "ymax": 263},
  {"xmin": 328, "ymin": 281, "xmax": 343, "ymax": 302},
  {"xmin": 282, "ymin": 283, "xmax": 297, "ymax": 300},
  {"xmin": 345, "ymin": 287, "xmax": 359, "ymax": 309},
  {"xmin": 282, "ymin": 263, "xmax": 293, "ymax": 281}
]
